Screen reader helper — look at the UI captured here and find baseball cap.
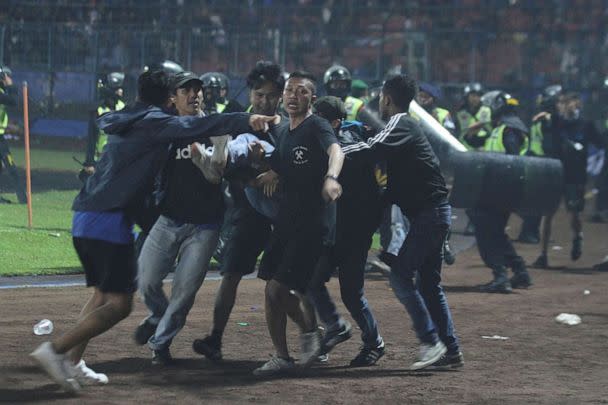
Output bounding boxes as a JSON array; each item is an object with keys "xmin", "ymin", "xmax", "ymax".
[
  {"xmin": 313, "ymin": 96, "xmax": 346, "ymax": 121},
  {"xmin": 172, "ymin": 71, "xmax": 203, "ymax": 90},
  {"xmin": 419, "ymin": 82, "xmax": 441, "ymax": 100}
]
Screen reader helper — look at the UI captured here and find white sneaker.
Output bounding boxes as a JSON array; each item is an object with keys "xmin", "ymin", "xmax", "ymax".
[
  {"xmin": 410, "ymin": 341, "xmax": 447, "ymax": 371},
  {"xmin": 253, "ymin": 356, "xmax": 295, "ymax": 376},
  {"xmin": 299, "ymin": 331, "xmax": 321, "ymax": 368},
  {"xmin": 191, "ymin": 143, "xmax": 223, "ymax": 184},
  {"xmin": 74, "ymin": 360, "xmax": 109, "ymax": 385},
  {"xmin": 30, "ymin": 342, "xmax": 81, "ymax": 394}
]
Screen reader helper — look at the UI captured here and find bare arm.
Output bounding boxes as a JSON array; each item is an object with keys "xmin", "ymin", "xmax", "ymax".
[{"xmin": 322, "ymin": 143, "xmax": 344, "ymax": 202}]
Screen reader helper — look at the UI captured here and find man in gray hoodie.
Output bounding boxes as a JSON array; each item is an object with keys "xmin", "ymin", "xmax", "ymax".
[{"xmin": 30, "ymin": 70, "xmax": 276, "ymax": 393}]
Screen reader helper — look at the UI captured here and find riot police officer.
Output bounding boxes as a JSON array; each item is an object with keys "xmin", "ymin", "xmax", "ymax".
[
  {"xmin": 323, "ymin": 65, "xmax": 364, "ymax": 121},
  {"xmin": 456, "ymin": 83, "xmax": 493, "ymax": 150},
  {"xmin": 469, "ymin": 91, "xmax": 532, "ymax": 293},
  {"xmin": 200, "ymin": 72, "xmax": 224, "ymax": 115},
  {"xmin": 518, "ymin": 85, "xmax": 562, "ymax": 244},
  {"xmin": 0, "ymin": 65, "xmax": 27, "ymax": 204},
  {"xmin": 416, "ymin": 82, "xmax": 456, "ymax": 136},
  {"xmin": 216, "ymin": 72, "xmax": 244, "ymax": 113}
]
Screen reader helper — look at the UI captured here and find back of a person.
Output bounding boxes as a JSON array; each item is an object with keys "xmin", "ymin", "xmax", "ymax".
[{"xmin": 386, "ymin": 114, "xmax": 448, "ymax": 217}]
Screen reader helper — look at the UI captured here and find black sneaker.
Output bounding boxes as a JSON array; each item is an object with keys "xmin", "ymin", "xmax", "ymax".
[
  {"xmin": 349, "ymin": 343, "xmax": 385, "ymax": 367},
  {"xmin": 443, "ymin": 240, "xmax": 456, "ymax": 265},
  {"xmin": 571, "ymin": 236, "xmax": 583, "ymax": 261},
  {"xmin": 510, "ymin": 272, "xmax": 532, "ymax": 289},
  {"xmin": 320, "ymin": 321, "xmax": 352, "ymax": 355},
  {"xmin": 134, "ymin": 320, "xmax": 157, "ymax": 346},
  {"xmin": 428, "ymin": 351, "xmax": 464, "ymax": 370},
  {"xmin": 152, "ymin": 348, "xmax": 173, "ymax": 366},
  {"xmin": 192, "ymin": 336, "xmax": 222, "ymax": 363},
  {"xmin": 517, "ymin": 233, "xmax": 540, "ymax": 244},
  {"xmin": 479, "ymin": 279, "xmax": 512, "ymax": 294}
]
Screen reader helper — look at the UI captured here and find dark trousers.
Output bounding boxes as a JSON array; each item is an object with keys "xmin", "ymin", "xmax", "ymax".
[
  {"xmin": 0, "ymin": 137, "xmax": 26, "ymax": 203},
  {"xmin": 470, "ymin": 208, "xmax": 525, "ymax": 270}
]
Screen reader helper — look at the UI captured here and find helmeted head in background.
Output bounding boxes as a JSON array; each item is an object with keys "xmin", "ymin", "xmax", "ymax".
[
  {"xmin": 481, "ymin": 90, "xmax": 519, "ymax": 122},
  {"xmin": 536, "ymin": 84, "xmax": 562, "ymax": 114},
  {"xmin": 463, "ymin": 82, "xmax": 484, "ymax": 111},
  {"xmin": 324, "ymin": 65, "xmax": 352, "ymax": 100}
]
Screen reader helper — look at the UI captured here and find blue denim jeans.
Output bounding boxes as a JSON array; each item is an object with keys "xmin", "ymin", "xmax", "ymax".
[
  {"xmin": 389, "ymin": 203, "xmax": 459, "ymax": 354},
  {"xmin": 138, "ymin": 215, "xmax": 219, "ymax": 350}
]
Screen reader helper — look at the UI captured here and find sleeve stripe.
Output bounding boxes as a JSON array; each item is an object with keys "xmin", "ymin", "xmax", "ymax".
[{"xmin": 341, "ymin": 113, "xmax": 404, "ymax": 154}]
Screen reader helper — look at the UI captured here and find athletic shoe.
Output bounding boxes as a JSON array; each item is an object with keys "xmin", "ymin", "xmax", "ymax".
[
  {"xmin": 532, "ymin": 254, "xmax": 548, "ymax": 269},
  {"xmin": 410, "ymin": 341, "xmax": 447, "ymax": 371},
  {"xmin": 443, "ymin": 239, "xmax": 456, "ymax": 265},
  {"xmin": 209, "ymin": 135, "xmax": 232, "ymax": 167},
  {"xmin": 151, "ymin": 348, "xmax": 173, "ymax": 366},
  {"xmin": 320, "ymin": 321, "xmax": 352, "ymax": 355},
  {"xmin": 74, "ymin": 360, "xmax": 109, "ymax": 385},
  {"xmin": 571, "ymin": 236, "xmax": 583, "ymax": 261},
  {"xmin": 349, "ymin": 342, "xmax": 385, "ymax": 367},
  {"xmin": 427, "ymin": 351, "xmax": 464, "ymax": 370},
  {"xmin": 253, "ymin": 356, "xmax": 295, "ymax": 376},
  {"xmin": 298, "ymin": 330, "xmax": 321, "ymax": 367},
  {"xmin": 30, "ymin": 342, "xmax": 81, "ymax": 394},
  {"xmin": 192, "ymin": 335, "xmax": 222, "ymax": 363},
  {"xmin": 134, "ymin": 320, "xmax": 157, "ymax": 346},
  {"xmin": 517, "ymin": 232, "xmax": 540, "ymax": 244},
  {"xmin": 317, "ymin": 353, "xmax": 329, "ymax": 363},
  {"xmin": 368, "ymin": 256, "xmax": 391, "ymax": 275},
  {"xmin": 510, "ymin": 272, "xmax": 532, "ymax": 289}
]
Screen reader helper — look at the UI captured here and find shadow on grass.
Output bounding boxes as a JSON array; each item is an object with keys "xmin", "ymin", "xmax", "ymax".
[{"xmin": 0, "ymin": 168, "xmax": 81, "ymax": 193}]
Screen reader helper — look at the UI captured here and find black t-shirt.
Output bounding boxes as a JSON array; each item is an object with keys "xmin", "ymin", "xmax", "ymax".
[
  {"xmin": 269, "ymin": 114, "xmax": 338, "ymax": 231},
  {"xmin": 158, "ymin": 139, "xmax": 224, "ymax": 224}
]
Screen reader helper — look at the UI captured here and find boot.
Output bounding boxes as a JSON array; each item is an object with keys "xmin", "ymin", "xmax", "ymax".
[
  {"xmin": 443, "ymin": 239, "xmax": 456, "ymax": 265},
  {"xmin": 480, "ymin": 266, "xmax": 512, "ymax": 294},
  {"xmin": 510, "ymin": 263, "xmax": 532, "ymax": 289}
]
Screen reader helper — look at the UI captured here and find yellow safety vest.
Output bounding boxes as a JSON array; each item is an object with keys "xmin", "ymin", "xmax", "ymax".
[
  {"xmin": 95, "ymin": 99, "xmax": 125, "ymax": 158},
  {"xmin": 485, "ymin": 124, "xmax": 529, "ymax": 155},
  {"xmin": 0, "ymin": 88, "xmax": 8, "ymax": 136},
  {"xmin": 528, "ymin": 121, "xmax": 544, "ymax": 156},
  {"xmin": 216, "ymin": 102, "xmax": 227, "ymax": 113},
  {"xmin": 344, "ymin": 96, "xmax": 364, "ymax": 121},
  {"xmin": 456, "ymin": 106, "xmax": 492, "ymax": 150}
]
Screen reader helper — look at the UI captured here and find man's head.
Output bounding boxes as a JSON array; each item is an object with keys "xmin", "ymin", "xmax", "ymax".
[
  {"xmin": 417, "ymin": 82, "xmax": 440, "ymax": 110},
  {"xmin": 562, "ymin": 92, "xmax": 582, "ymax": 120},
  {"xmin": 313, "ymin": 96, "xmax": 346, "ymax": 131},
  {"xmin": 379, "ymin": 74, "xmax": 417, "ymax": 120},
  {"xmin": 247, "ymin": 61, "xmax": 285, "ymax": 115},
  {"xmin": 137, "ymin": 70, "xmax": 171, "ymax": 108},
  {"xmin": 464, "ymin": 82, "xmax": 483, "ymax": 110},
  {"xmin": 171, "ymin": 71, "xmax": 203, "ymax": 116},
  {"xmin": 0, "ymin": 65, "xmax": 12, "ymax": 88},
  {"xmin": 283, "ymin": 71, "xmax": 317, "ymax": 117},
  {"xmin": 323, "ymin": 65, "xmax": 351, "ymax": 100},
  {"xmin": 106, "ymin": 72, "xmax": 125, "ymax": 99}
]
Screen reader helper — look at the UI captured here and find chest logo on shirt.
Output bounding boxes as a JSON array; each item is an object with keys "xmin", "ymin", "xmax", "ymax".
[
  {"xmin": 175, "ymin": 144, "xmax": 212, "ymax": 160},
  {"xmin": 292, "ymin": 146, "xmax": 309, "ymax": 165}
]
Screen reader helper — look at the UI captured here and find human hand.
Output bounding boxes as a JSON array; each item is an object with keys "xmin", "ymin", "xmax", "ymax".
[
  {"xmin": 249, "ymin": 114, "xmax": 280, "ymax": 132},
  {"xmin": 255, "ymin": 170, "xmax": 279, "ymax": 197},
  {"xmin": 322, "ymin": 176, "xmax": 342, "ymax": 202}
]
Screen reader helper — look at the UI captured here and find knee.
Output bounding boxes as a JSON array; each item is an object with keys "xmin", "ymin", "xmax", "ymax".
[{"xmin": 108, "ymin": 294, "xmax": 134, "ymax": 320}]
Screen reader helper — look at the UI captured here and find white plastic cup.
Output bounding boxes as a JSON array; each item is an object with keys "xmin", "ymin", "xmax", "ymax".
[{"xmin": 33, "ymin": 319, "xmax": 54, "ymax": 335}]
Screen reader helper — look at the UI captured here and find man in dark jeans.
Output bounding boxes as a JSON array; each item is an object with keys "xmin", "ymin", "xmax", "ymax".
[
  {"xmin": 342, "ymin": 75, "xmax": 462, "ymax": 370},
  {"xmin": 307, "ymin": 96, "xmax": 386, "ymax": 367}
]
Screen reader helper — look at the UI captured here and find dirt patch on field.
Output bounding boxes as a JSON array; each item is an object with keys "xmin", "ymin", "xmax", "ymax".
[{"xmin": 1, "ymin": 208, "xmax": 607, "ymax": 404}]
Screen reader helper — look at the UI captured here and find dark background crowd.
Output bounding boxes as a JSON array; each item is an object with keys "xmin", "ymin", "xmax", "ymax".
[{"xmin": 1, "ymin": 1, "xmax": 608, "ymax": 128}]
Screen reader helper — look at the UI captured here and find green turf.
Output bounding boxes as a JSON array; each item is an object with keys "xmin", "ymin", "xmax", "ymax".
[
  {"xmin": 9, "ymin": 146, "xmax": 82, "ymax": 172},
  {"xmin": 0, "ymin": 189, "xmax": 82, "ymax": 276}
]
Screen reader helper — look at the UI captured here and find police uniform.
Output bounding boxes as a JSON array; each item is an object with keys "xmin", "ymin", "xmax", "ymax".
[
  {"xmin": 456, "ymin": 105, "xmax": 493, "ymax": 150},
  {"xmin": 469, "ymin": 92, "xmax": 532, "ymax": 293},
  {"xmin": 0, "ymin": 73, "xmax": 27, "ymax": 204}
]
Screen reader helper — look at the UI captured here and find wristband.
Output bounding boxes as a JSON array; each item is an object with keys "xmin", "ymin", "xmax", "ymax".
[{"xmin": 324, "ymin": 174, "xmax": 339, "ymax": 182}]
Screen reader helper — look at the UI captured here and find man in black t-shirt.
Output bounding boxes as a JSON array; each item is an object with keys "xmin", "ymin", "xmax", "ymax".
[
  {"xmin": 253, "ymin": 72, "xmax": 344, "ymax": 376},
  {"xmin": 134, "ymin": 71, "xmax": 230, "ymax": 365}
]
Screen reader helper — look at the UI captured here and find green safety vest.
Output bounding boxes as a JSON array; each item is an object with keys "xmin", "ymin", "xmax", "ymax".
[
  {"xmin": 435, "ymin": 107, "xmax": 450, "ymax": 127},
  {"xmin": 485, "ymin": 124, "xmax": 529, "ymax": 155},
  {"xmin": 456, "ymin": 105, "xmax": 492, "ymax": 150},
  {"xmin": 95, "ymin": 99, "xmax": 125, "ymax": 158},
  {"xmin": 0, "ymin": 88, "xmax": 8, "ymax": 136},
  {"xmin": 528, "ymin": 120, "xmax": 544, "ymax": 156},
  {"xmin": 245, "ymin": 105, "xmax": 253, "ymax": 113},
  {"xmin": 344, "ymin": 96, "xmax": 364, "ymax": 121},
  {"xmin": 216, "ymin": 102, "xmax": 227, "ymax": 113}
]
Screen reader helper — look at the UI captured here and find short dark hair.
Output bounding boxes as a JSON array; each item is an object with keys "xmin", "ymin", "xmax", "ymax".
[
  {"xmin": 137, "ymin": 70, "xmax": 171, "ymax": 107},
  {"xmin": 382, "ymin": 74, "xmax": 417, "ymax": 110},
  {"xmin": 288, "ymin": 70, "xmax": 317, "ymax": 94},
  {"xmin": 247, "ymin": 61, "xmax": 285, "ymax": 92}
]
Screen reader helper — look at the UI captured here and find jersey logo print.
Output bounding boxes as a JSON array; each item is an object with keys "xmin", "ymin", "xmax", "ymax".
[{"xmin": 292, "ymin": 146, "xmax": 309, "ymax": 165}]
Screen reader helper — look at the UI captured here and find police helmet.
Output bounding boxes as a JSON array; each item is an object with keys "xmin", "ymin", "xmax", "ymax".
[
  {"xmin": 200, "ymin": 72, "xmax": 223, "ymax": 90},
  {"xmin": 145, "ymin": 60, "xmax": 184, "ymax": 75},
  {"xmin": 106, "ymin": 72, "xmax": 125, "ymax": 89},
  {"xmin": 0, "ymin": 65, "xmax": 12, "ymax": 79},
  {"xmin": 323, "ymin": 65, "xmax": 352, "ymax": 99},
  {"xmin": 216, "ymin": 73, "xmax": 229, "ymax": 91},
  {"xmin": 464, "ymin": 82, "xmax": 483, "ymax": 97},
  {"xmin": 537, "ymin": 84, "xmax": 562, "ymax": 110},
  {"xmin": 481, "ymin": 90, "xmax": 519, "ymax": 117}
]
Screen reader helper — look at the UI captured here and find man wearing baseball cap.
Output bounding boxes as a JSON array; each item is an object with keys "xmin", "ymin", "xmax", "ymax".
[{"xmin": 134, "ymin": 70, "xmax": 232, "ymax": 365}]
